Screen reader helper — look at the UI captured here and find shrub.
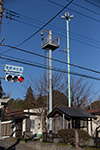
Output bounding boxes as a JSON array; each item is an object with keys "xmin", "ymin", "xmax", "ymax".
[
  {"xmin": 78, "ymin": 129, "xmax": 90, "ymax": 144},
  {"xmin": 58, "ymin": 129, "xmax": 90, "ymax": 145}
]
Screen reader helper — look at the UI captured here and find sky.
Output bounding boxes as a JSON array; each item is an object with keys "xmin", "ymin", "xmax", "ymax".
[{"xmin": 0, "ymin": 0, "xmax": 100, "ymax": 102}]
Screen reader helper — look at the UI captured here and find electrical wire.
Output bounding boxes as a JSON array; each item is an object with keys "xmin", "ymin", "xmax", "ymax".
[
  {"xmin": 47, "ymin": 0, "xmax": 100, "ymax": 23},
  {"xmin": 3, "ymin": 0, "xmax": 74, "ymax": 47},
  {"xmin": 4, "ymin": 15, "xmax": 40, "ymax": 29},
  {"xmin": 2, "ymin": 19, "xmax": 100, "ymax": 55},
  {"xmin": 3, "ymin": 8, "xmax": 43, "ymax": 25},
  {"xmin": 84, "ymin": 0, "xmax": 100, "ymax": 8},
  {"xmin": 66, "ymin": 0, "xmax": 100, "ymax": 16},
  {"xmin": 1, "ymin": 54, "xmax": 100, "ymax": 81},
  {"xmin": 53, "ymin": 31, "xmax": 100, "ymax": 50},
  {"xmin": 1, "ymin": 53, "xmax": 46, "ymax": 67},
  {"xmin": 1, "ymin": 44, "xmax": 100, "ymax": 75},
  {"xmin": 4, "ymin": 7, "xmax": 100, "ymax": 44},
  {"xmin": 2, "ymin": 7, "xmax": 100, "ymax": 56},
  {"xmin": 4, "ymin": 13, "xmax": 100, "ymax": 50},
  {"xmin": 4, "ymin": 11, "xmax": 100, "ymax": 47}
]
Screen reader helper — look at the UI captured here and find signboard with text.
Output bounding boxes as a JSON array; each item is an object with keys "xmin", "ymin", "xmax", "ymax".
[{"xmin": 4, "ymin": 64, "xmax": 24, "ymax": 75}]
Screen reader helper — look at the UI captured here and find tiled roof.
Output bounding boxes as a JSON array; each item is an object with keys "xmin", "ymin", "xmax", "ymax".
[{"xmin": 87, "ymin": 109, "xmax": 100, "ymax": 114}]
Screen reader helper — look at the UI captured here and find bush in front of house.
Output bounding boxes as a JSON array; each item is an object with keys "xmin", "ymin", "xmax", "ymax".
[
  {"xmin": 78, "ymin": 129, "xmax": 90, "ymax": 145},
  {"xmin": 58, "ymin": 129, "xmax": 90, "ymax": 146}
]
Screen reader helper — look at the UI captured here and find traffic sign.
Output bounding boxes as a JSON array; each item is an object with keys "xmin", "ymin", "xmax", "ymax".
[{"xmin": 4, "ymin": 64, "xmax": 24, "ymax": 75}]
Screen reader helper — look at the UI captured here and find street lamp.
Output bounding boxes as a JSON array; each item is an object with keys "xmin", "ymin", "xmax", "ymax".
[{"xmin": 61, "ymin": 12, "xmax": 73, "ymax": 107}]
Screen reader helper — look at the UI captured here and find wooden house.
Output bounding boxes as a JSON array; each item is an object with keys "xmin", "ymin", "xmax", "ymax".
[
  {"xmin": 48, "ymin": 106, "xmax": 96, "ymax": 136},
  {"xmin": 1, "ymin": 109, "xmax": 42, "ymax": 138},
  {"xmin": 88, "ymin": 109, "xmax": 100, "ymax": 137}
]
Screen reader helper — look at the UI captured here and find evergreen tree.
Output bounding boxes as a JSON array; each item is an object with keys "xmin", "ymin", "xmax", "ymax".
[
  {"xmin": 53, "ymin": 90, "xmax": 68, "ymax": 107},
  {"xmin": 24, "ymin": 86, "xmax": 36, "ymax": 109},
  {"xmin": 7, "ymin": 98, "xmax": 24, "ymax": 112}
]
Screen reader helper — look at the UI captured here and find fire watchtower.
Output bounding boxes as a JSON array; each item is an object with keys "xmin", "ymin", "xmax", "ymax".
[
  {"xmin": 41, "ymin": 30, "xmax": 60, "ymax": 133},
  {"xmin": 41, "ymin": 30, "xmax": 60, "ymax": 51}
]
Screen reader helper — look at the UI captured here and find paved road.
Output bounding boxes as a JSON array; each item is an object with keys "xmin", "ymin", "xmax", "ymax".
[{"xmin": 0, "ymin": 138, "xmax": 35, "ymax": 150}]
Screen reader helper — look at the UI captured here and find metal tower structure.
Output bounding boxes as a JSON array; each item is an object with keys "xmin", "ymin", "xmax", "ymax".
[{"xmin": 41, "ymin": 30, "xmax": 60, "ymax": 132}]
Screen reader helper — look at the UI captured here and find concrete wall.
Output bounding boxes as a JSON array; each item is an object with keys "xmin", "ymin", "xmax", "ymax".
[
  {"xmin": 23, "ymin": 140, "xmax": 94, "ymax": 150},
  {"xmin": 24, "ymin": 141, "xmax": 76, "ymax": 150}
]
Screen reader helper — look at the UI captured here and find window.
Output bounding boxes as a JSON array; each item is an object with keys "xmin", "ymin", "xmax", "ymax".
[
  {"xmin": 72, "ymin": 119, "xmax": 80, "ymax": 129},
  {"xmin": 80, "ymin": 120, "xmax": 87, "ymax": 128},
  {"xmin": 31, "ymin": 120, "xmax": 35, "ymax": 129}
]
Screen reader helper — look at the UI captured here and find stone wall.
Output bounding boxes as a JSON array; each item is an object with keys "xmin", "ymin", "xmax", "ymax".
[{"xmin": 24, "ymin": 141, "xmax": 84, "ymax": 150}]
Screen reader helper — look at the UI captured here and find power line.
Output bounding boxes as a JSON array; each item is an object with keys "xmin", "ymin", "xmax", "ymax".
[
  {"xmin": 1, "ymin": 0, "xmax": 74, "ymax": 55},
  {"xmin": 3, "ymin": 12, "xmax": 100, "ymax": 50},
  {"xmin": 2, "ymin": 20, "xmax": 100, "ymax": 55},
  {"xmin": 4, "ymin": 15, "xmax": 40, "ymax": 29},
  {"xmin": 66, "ymin": 0, "xmax": 100, "ymax": 16},
  {"xmin": 1, "ymin": 44, "xmax": 100, "ymax": 75},
  {"xmin": 85, "ymin": 0, "xmax": 100, "ymax": 8},
  {"xmin": 47, "ymin": 0, "xmax": 100, "ymax": 23},
  {"xmin": 1, "ymin": 53, "xmax": 45, "ymax": 67},
  {"xmin": 8, "ymin": 0, "xmax": 74, "ymax": 47},
  {"xmin": 54, "ymin": 31, "xmax": 100, "ymax": 50},
  {"xmin": 2, "ymin": 7, "xmax": 100, "ymax": 56},
  {"xmin": 3, "ymin": 8, "xmax": 43, "ymax": 25},
  {"xmin": 3, "ymin": 10, "xmax": 41, "ymax": 29},
  {"xmin": 1, "ymin": 55, "xmax": 100, "ymax": 81},
  {"xmin": 4, "ymin": 7, "xmax": 100, "ymax": 44}
]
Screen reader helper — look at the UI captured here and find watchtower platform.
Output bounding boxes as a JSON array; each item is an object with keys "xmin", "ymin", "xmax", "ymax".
[{"xmin": 41, "ymin": 33, "xmax": 60, "ymax": 51}]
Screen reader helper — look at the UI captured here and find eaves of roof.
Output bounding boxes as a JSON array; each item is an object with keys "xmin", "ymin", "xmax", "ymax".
[{"xmin": 48, "ymin": 106, "xmax": 96, "ymax": 119}]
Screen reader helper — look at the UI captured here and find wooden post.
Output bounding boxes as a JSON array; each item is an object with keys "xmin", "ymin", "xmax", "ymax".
[
  {"xmin": 63, "ymin": 114, "xmax": 65, "ymax": 129},
  {"xmin": 90, "ymin": 118, "xmax": 92, "ymax": 136},
  {"xmin": 87, "ymin": 118, "xmax": 88, "ymax": 133},
  {"xmin": 75, "ymin": 130, "xmax": 79, "ymax": 150}
]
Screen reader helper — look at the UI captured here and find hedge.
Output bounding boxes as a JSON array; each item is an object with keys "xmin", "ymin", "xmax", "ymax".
[{"xmin": 58, "ymin": 129, "xmax": 90, "ymax": 145}]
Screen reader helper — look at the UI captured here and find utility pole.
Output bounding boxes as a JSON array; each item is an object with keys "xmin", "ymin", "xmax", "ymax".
[
  {"xmin": 48, "ymin": 30, "xmax": 52, "ymax": 132},
  {"xmin": 61, "ymin": 12, "xmax": 73, "ymax": 107},
  {"xmin": 41, "ymin": 30, "xmax": 60, "ymax": 133},
  {"xmin": 0, "ymin": 0, "xmax": 3, "ymax": 34}
]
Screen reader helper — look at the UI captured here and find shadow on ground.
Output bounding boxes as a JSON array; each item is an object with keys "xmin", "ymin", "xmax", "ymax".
[
  {"xmin": 0, "ymin": 146, "xmax": 5, "ymax": 150},
  {"xmin": 5, "ymin": 138, "xmax": 20, "ymax": 150}
]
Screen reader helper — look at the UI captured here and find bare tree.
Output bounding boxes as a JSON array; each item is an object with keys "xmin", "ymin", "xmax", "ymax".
[
  {"xmin": 29, "ymin": 72, "xmax": 65, "ymax": 138},
  {"xmin": 86, "ymin": 96, "xmax": 100, "ymax": 110},
  {"xmin": 64, "ymin": 77, "xmax": 94, "ymax": 108},
  {"xmin": 52, "ymin": 73, "xmax": 65, "ymax": 91},
  {"xmin": 26, "ymin": 73, "xmax": 94, "ymax": 139}
]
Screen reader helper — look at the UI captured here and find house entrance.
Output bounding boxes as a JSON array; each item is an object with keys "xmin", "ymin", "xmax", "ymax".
[{"xmin": 16, "ymin": 119, "xmax": 22, "ymax": 137}]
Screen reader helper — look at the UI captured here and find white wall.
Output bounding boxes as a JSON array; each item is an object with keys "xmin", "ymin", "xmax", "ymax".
[
  {"xmin": 88, "ymin": 116, "xmax": 100, "ymax": 137},
  {"xmin": 23, "ymin": 109, "xmax": 42, "ymax": 135},
  {"xmin": 30, "ymin": 115, "xmax": 42, "ymax": 135}
]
